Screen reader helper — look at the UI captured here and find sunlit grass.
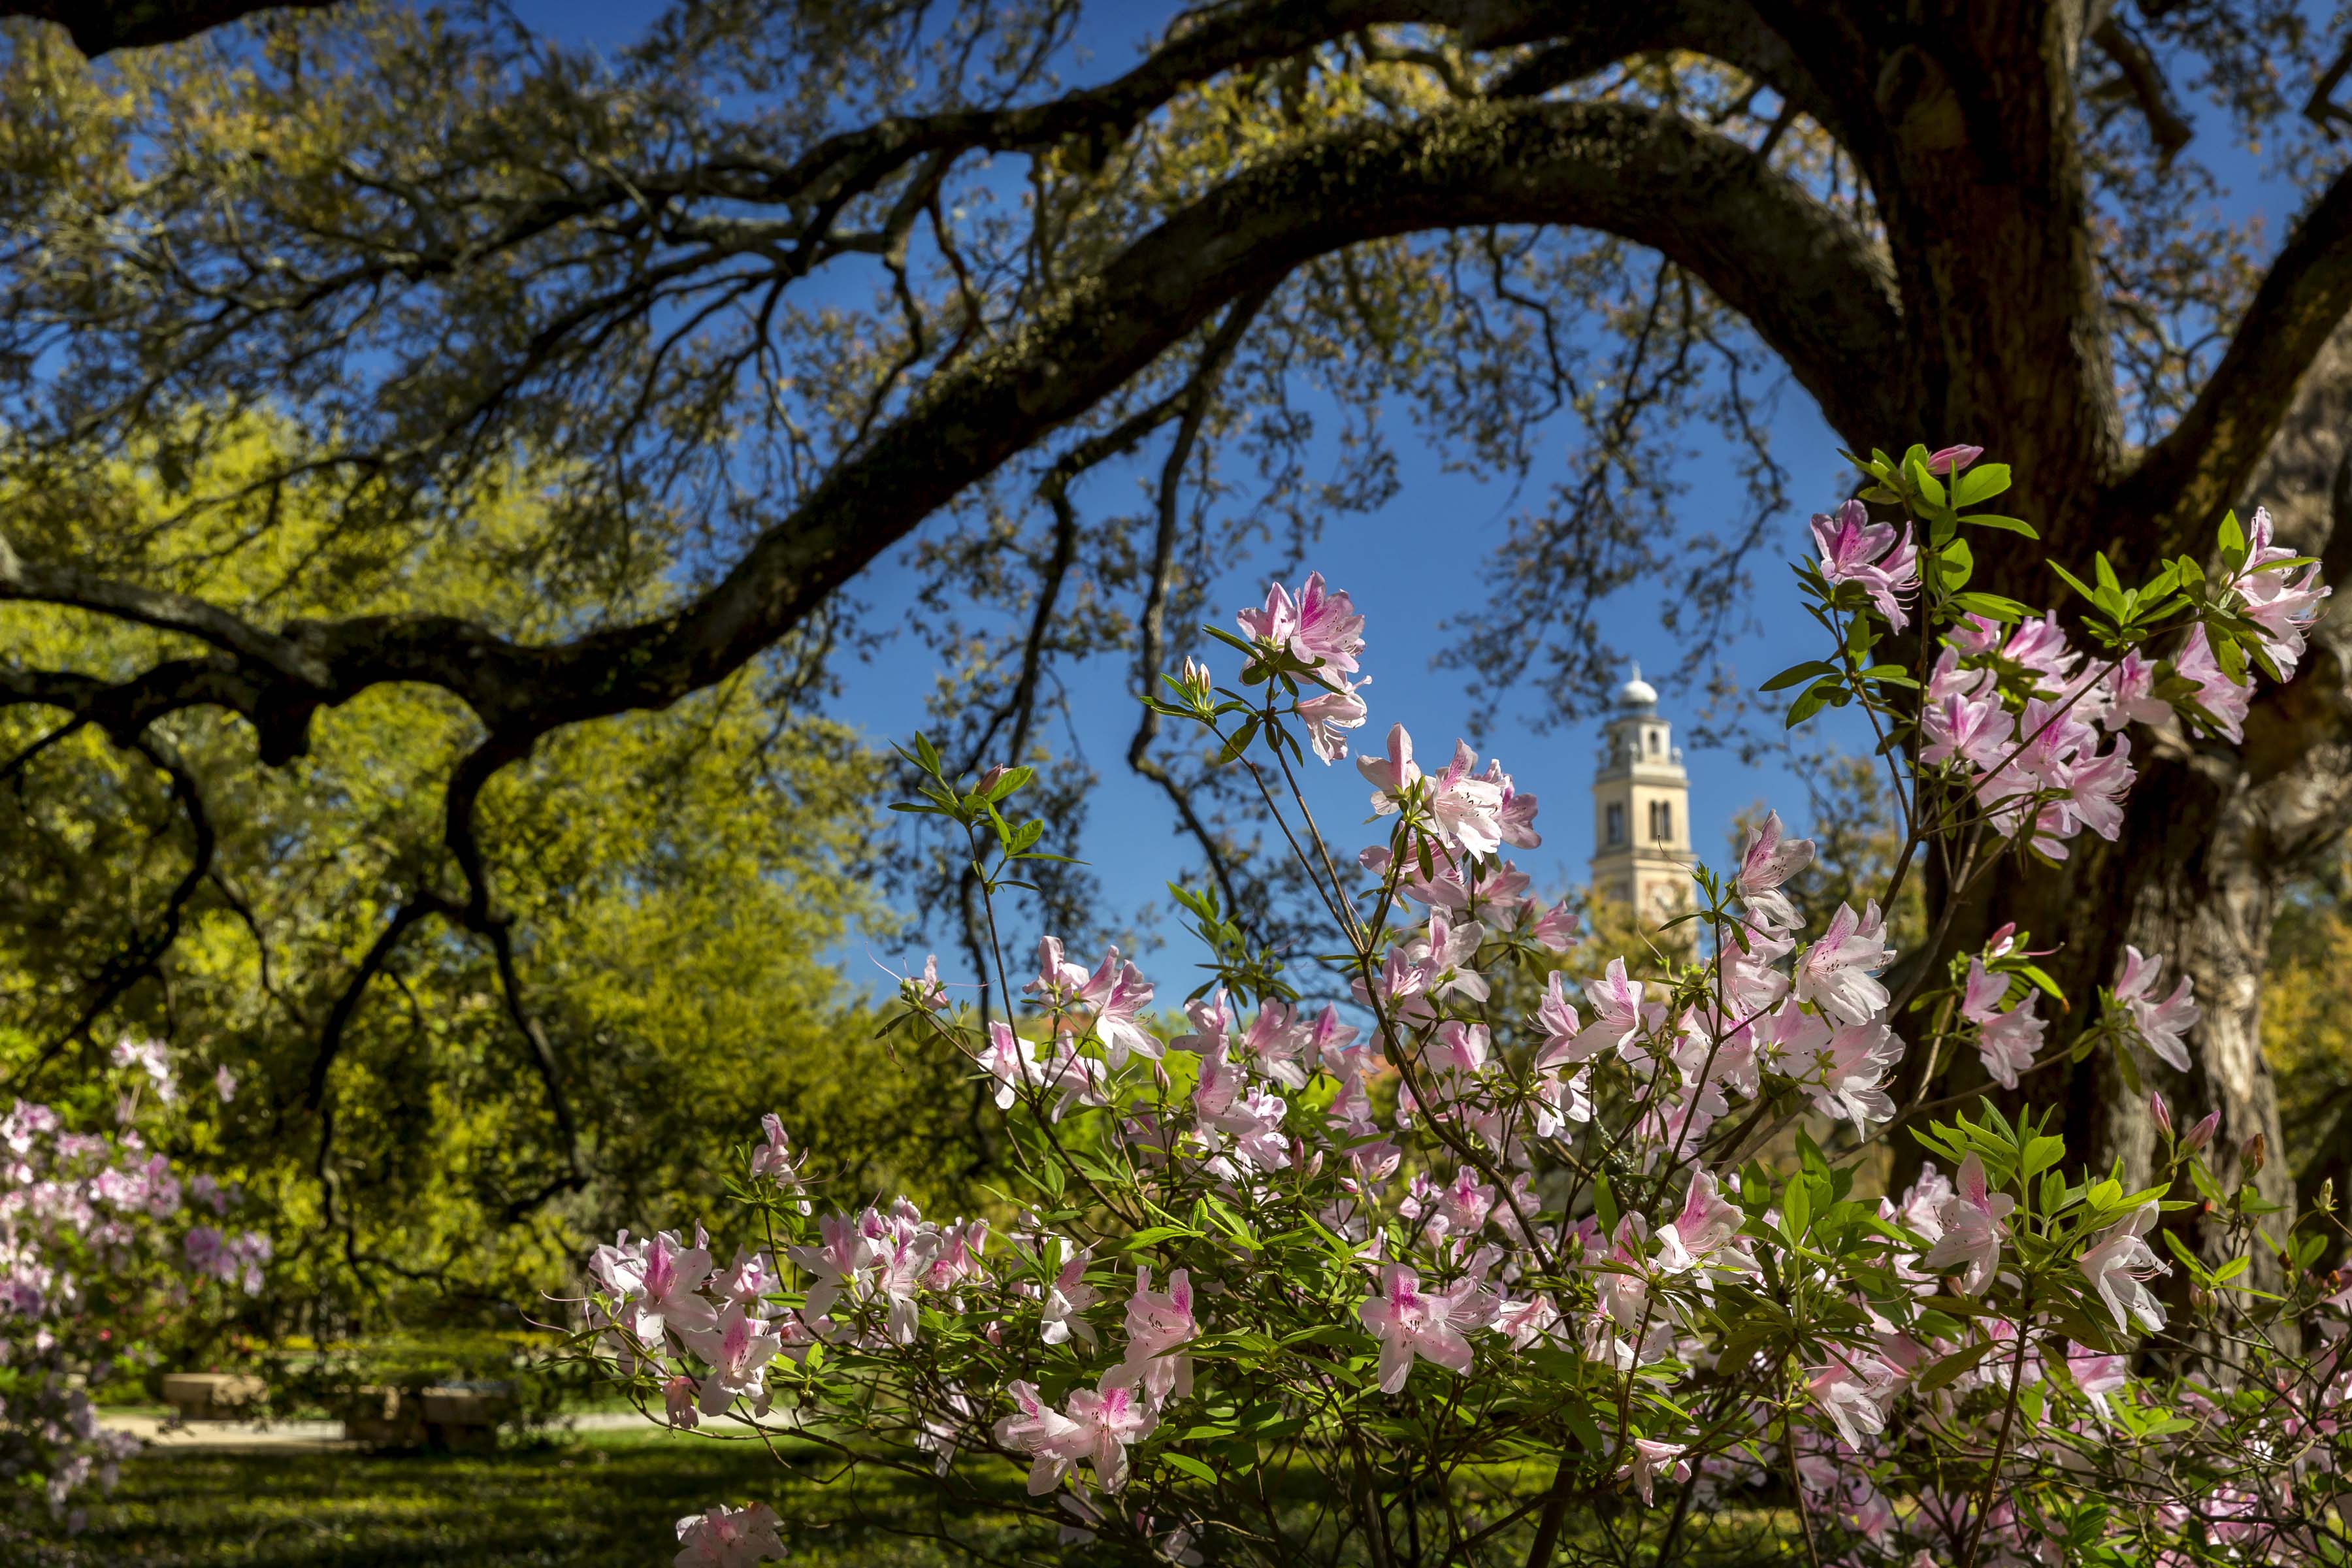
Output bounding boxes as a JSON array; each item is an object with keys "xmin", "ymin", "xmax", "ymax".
[{"xmin": 22, "ymin": 1428, "xmax": 1031, "ymax": 1567}]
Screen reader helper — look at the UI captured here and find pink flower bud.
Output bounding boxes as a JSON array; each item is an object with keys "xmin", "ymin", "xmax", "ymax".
[
  {"xmin": 1925, "ymin": 444, "xmax": 1985, "ymax": 474},
  {"xmin": 2150, "ymin": 1090, "xmax": 2172, "ymax": 1139},
  {"xmin": 2181, "ymin": 1110, "xmax": 2219, "ymax": 1155},
  {"xmin": 2243, "ymin": 1132, "xmax": 2267, "ymax": 1175},
  {"xmin": 975, "ymin": 764, "xmax": 1012, "ymax": 796}
]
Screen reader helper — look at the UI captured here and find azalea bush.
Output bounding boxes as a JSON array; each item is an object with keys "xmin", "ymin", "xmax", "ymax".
[
  {"xmin": 0, "ymin": 1039, "xmax": 267, "ymax": 1528},
  {"xmin": 574, "ymin": 446, "xmax": 2349, "ymax": 1568}
]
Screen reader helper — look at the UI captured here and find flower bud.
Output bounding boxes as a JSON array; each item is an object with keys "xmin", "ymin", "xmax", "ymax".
[
  {"xmin": 975, "ymin": 764, "xmax": 1012, "ymax": 796},
  {"xmin": 1178, "ymin": 656, "xmax": 1215, "ymax": 702},
  {"xmin": 2242, "ymin": 1132, "xmax": 2267, "ymax": 1175},
  {"xmin": 2150, "ymin": 1090, "xmax": 2173, "ymax": 1139},
  {"xmin": 1925, "ymin": 443, "xmax": 1985, "ymax": 474},
  {"xmin": 2182, "ymin": 1110, "xmax": 2219, "ymax": 1156}
]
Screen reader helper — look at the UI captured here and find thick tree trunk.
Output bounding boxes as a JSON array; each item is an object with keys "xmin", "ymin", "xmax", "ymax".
[{"xmin": 1970, "ymin": 327, "xmax": 2352, "ymax": 1296}]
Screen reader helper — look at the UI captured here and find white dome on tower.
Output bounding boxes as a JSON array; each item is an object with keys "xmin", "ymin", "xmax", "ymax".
[{"xmin": 1615, "ymin": 662, "xmax": 1658, "ymax": 709}]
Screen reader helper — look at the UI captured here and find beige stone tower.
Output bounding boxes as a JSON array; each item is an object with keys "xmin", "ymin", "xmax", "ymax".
[{"xmin": 1590, "ymin": 666, "xmax": 1691, "ymax": 919}]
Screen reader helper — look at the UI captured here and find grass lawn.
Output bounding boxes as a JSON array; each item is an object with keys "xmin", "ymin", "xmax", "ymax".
[{"xmin": 18, "ymin": 1428, "xmax": 1030, "ymax": 1567}]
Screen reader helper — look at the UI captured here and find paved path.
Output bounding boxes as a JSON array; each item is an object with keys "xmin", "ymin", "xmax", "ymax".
[{"xmin": 98, "ymin": 1411, "xmax": 655, "ymax": 1450}]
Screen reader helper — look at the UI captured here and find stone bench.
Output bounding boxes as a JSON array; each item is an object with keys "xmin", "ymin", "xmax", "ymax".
[
  {"xmin": 160, "ymin": 1373, "xmax": 265, "ymax": 1421},
  {"xmin": 340, "ymin": 1383, "xmax": 514, "ymax": 1451}
]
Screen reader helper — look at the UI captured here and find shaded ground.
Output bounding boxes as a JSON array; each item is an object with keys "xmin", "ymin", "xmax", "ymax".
[{"xmin": 18, "ymin": 1428, "xmax": 1025, "ymax": 1567}]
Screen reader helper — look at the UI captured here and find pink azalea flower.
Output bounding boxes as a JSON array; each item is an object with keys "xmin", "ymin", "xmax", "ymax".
[
  {"xmin": 2101, "ymin": 649, "xmax": 2174, "ymax": 728},
  {"xmin": 1808, "ymin": 1352, "xmax": 1900, "ymax": 1449},
  {"xmin": 1921, "ymin": 1153, "xmax": 2014, "ymax": 1294},
  {"xmin": 902, "ymin": 953, "xmax": 947, "ymax": 1011},
  {"xmin": 1491, "ymin": 1290, "xmax": 1564, "ymax": 1350},
  {"xmin": 1024, "ymin": 937, "xmax": 1092, "ymax": 1008},
  {"xmin": 1409, "ymin": 912, "xmax": 1488, "ymax": 1004},
  {"xmin": 2068, "ymin": 1343, "xmax": 2129, "ymax": 1424},
  {"xmin": 1477, "ymin": 759, "xmax": 1542, "ymax": 849},
  {"xmin": 1810, "ymin": 499, "xmax": 1920, "ymax": 630},
  {"xmin": 1236, "ymin": 571, "xmax": 1365, "ymax": 685},
  {"xmin": 747, "ymin": 1115, "xmax": 808, "ymax": 1204},
  {"xmin": 1360, "ymin": 1264, "xmax": 1481, "ymax": 1392},
  {"xmin": 1975, "ymin": 998, "xmax": 2044, "ymax": 1090},
  {"xmin": 1532, "ymin": 972, "xmax": 1588, "ymax": 1069},
  {"xmin": 1527, "ymin": 900, "xmax": 1580, "ymax": 953},
  {"xmin": 1040, "ymin": 1239, "xmax": 1100, "ymax": 1347},
  {"xmin": 1357, "ymin": 723, "xmax": 1422, "ymax": 813},
  {"xmin": 1578, "ymin": 958, "xmax": 1658, "ymax": 1063},
  {"xmin": 2116, "ymin": 946, "xmax": 2198, "ymax": 1072},
  {"xmin": 1795, "ymin": 902, "xmax": 1895, "ymax": 1026},
  {"xmin": 1239, "ymin": 1003, "xmax": 1311, "ymax": 1089},
  {"xmin": 994, "ymin": 1377, "xmax": 1156, "ymax": 1495},
  {"xmin": 676, "ymin": 1301, "xmax": 786, "ymax": 1416},
  {"xmin": 1073, "ymin": 947, "xmax": 1160, "ymax": 1067},
  {"xmin": 672, "ymin": 1502, "xmax": 787, "ymax": 1567},
  {"xmin": 982, "ymin": 1022, "xmax": 1036, "ymax": 1109},
  {"xmin": 1736, "ymin": 811, "xmax": 1815, "ymax": 930},
  {"xmin": 1656, "ymin": 1170, "xmax": 1755, "ymax": 1275},
  {"xmin": 2230, "ymin": 507, "xmax": 2331, "ymax": 678},
  {"xmin": 1806, "ymin": 1021, "xmax": 1900, "ymax": 1134},
  {"xmin": 1616, "ymin": 1437, "xmax": 1691, "ymax": 1504},
  {"xmin": 1295, "ymin": 679, "xmax": 1369, "ymax": 764},
  {"xmin": 110, "ymin": 1037, "xmax": 177, "ymax": 1104},
  {"xmin": 598, "ymin": 1230, "xmax": 719, "ymax": 1346},
  {"xmin": 1426, "ymin": 742, "xmax": 1508, "ymax": 857},
  {"xmin": 662, "ymin": 1374, "xmax": 700, "ymax": 1429},
  {"xmin": 1113, "ymin": 1266, "xmax": 1198, "ymax": 1401},
  {"xmin": 783, "ymin": 1213, "xmax": 869, "ymax": 1326},
  {"xmin": 2079, "ymin": 1203, "xmax": 2170, "ymax": 1333},
  {"xmin": 2174, "ymin": 625, "xmax": 2250, "ymax": 742}
]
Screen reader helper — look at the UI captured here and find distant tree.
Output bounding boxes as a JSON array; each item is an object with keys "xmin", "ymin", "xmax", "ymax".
[
  {"xmin": 0, "ymin": 419, "xmax": 952, "ymax": 1320},
  {"xmin": 5, "ymin": 0, "xmax": 2352, "ymax": 1262}
]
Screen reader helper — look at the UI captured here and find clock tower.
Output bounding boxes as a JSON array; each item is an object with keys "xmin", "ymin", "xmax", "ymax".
[{"xmin": 1590, "ymin": 666, "xmax": 1692, "ymax": 919}]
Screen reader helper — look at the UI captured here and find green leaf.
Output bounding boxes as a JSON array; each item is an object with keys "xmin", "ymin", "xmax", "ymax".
[
  {"xmin": 1952, "ymin": 463, "xmax": 2012, "ymax": 508},
  {"xmin": 1786, "ymin": 679, "xmax": 1842, "ymax": 728},
  {"xmin": 1160, "ymin": 1452, "xmax": 1219, "ymax": 1484},
  {"xmin": 2021, "ymin": 1135, "xmax": 2066, "ymax": 1181},
  {"xmin": 1761, "ymin": 659, "xmax": 1840, "ymax": 692},
  {"xmin": 1965, "ymin": 514, "xmax": 2040, "ymax": 538},
  {"xmin": 1952, "ymin": 591, "xmax": 2030, "ymax": 622},
  {"xmin": 1914, "ymin": 1338, "xmax": 2002, "ymax": 1394},
  {"xmin": 1211, "ymin": 717, "xmax": 1262, "ymax": 766},
  {"xmin": 1938, "ymin": 538, "xmax": 1975, "ymax": 590},
  {"xmin": 983, "ymin": 764, "xmax": 1035, "ymax": 802},
  {"xmin": 2049, "ymin": 561, "xmax": 2097, "ymax": 602}
]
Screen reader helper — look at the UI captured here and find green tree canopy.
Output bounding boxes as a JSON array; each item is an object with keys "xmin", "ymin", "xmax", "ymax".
[{"xmin": 0, "ymin": 420, "xmax": 968, "ymax": 1324}]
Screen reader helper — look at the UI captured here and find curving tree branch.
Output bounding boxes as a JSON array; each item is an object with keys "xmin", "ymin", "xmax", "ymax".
[
  {"xmin": 2110, "ymin": 159, "xmax": 2352, "ymax": 557},
  {"xmin": 6, "ymin": 99, "xmax": 1902, "ymax": 778},
  {"xmin": 0, "ymin": 0, "xmax": 336, "ymax": 56}
]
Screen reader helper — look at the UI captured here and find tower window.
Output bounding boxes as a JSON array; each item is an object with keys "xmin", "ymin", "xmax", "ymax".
[
  {"xmin": 1605, "ymin": 803, "xmax": 1625, "ymax": 846},
  {"xmin": 1648, "ymin": 729, "xmax": 1661, "ymax": 757},
  {"xmin": 1648, "ymin": 801, "xmax": 1672, "ymax": 842}
]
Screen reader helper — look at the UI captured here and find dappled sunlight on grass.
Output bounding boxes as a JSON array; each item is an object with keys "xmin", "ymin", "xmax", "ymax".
[{"xmin": 21, "ymin": 1428, "xmax": 1032, "ymax": 1567}]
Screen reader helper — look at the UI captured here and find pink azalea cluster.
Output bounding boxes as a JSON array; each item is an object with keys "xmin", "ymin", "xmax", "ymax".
[
  {"xmin": 1238, "ymin": 570, "xmax": 1370, "ymax": 762},
  {"xmin": 1906, "ymin": 504, "xmax": 2326, "ymax": 860},
  {"xmin": 994, "ymin": 1267, "xmax": 1196, "ymax": 1494},
  {"xmin": 592, "ymin": 531, "xmax": 2328, "ymax": 1568},
  {"xmin": 0, "ymin": 1051, "xmax": 265, "ymax": 1522}
]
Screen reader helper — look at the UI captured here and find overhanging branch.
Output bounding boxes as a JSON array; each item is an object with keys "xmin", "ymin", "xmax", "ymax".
[{"xmin": 2111, "ymin": 160, "xmax": 2352, "ymax": 557}]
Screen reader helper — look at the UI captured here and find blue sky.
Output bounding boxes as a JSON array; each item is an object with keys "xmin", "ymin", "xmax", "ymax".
[{"xmin": 497, "ymin": 0, "xmax": 2303, "ymax": 972}]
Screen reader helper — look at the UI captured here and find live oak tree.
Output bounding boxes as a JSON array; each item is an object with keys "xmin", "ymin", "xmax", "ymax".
[
  {"xmin": 0, "ymin": 421, "xmax": 972, "ymax": 1318},
  {"xmin": 4, "ymin": 0, "xmax": 2352, "ymax": 1269}
]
